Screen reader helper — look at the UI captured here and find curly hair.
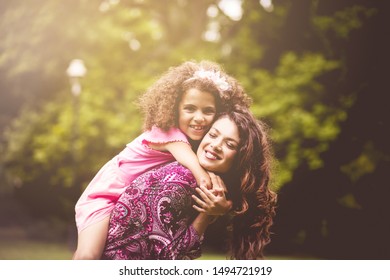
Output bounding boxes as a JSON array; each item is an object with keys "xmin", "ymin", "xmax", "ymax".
[
  {"xmin": 137, "ymin": 60, "xmax": 251, "ymax": 131},
  {"xmin": 220, "ymin": 108, "xmax": 277, "ymax": 260}
]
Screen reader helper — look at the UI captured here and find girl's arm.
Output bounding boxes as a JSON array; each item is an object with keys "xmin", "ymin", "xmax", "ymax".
[{"xmin": 150, "ymin": 141, "xmax": 212, "ymax": 189}]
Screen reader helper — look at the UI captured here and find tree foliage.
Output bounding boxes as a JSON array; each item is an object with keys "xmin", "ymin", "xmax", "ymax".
[{"xmin": 1, "ymin": 0, "xmax": 388, "ymax": 258}]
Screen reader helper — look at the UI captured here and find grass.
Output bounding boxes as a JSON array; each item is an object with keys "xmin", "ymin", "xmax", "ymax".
[
  {"xmin": 0, "ymin": 239, "xmax": 315, "ymax": 260},
  {"xmin": 0, "ymin": 239, "xmax": 73, "ymax": 260},
  {"xmin": 0, "ymin": 226, "xmax": 230, "ymax": 260},
  {"xmin": 0, "ymin": 227, "xmax": 316, "ymax": 260},
  {"xmin": 0, "ymin": 237, "xmax": 224, "ymax": 260},
  {"xmin": 0, "ymin": 240, "xmax": 225, "ymax": 260},
  {"xmin": 0, "ymin": 226, "xmax": 73, "ymax": 260}
]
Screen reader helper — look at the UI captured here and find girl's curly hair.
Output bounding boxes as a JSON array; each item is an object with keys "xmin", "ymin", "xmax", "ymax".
[
  {"xmin": 137, "ymin": 60, "xmax": 251, "ymax": 131},
  {"xmin": 220, "ymin": 108, "xmax": 277, "ymax": 260}
]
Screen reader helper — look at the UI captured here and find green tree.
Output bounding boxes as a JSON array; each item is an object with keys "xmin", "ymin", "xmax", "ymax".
[
  {"xmin": 2, "ymin": 0, "xmax": 387, "ymax": 258},
  {"xmin": 257, "ymin": 0, "xmax": 389, "ymax": 258}
]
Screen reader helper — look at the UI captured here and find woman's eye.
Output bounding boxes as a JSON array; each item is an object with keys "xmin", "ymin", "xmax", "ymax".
[
  {"xmin": 226, "ymin": 142, "xmax": 237, "ymax": 150},
  {"xmin": 208, "ymin": 132, "xmax": 217, "ymax": 138}
]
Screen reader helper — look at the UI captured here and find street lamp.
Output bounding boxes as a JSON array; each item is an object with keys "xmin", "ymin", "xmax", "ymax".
[
  {"xmin": 66, "ymin": 59, "xmax": 87, "ymax": 188},
  {"xmin": 66, "ymin": 59, "xmax": 87, "ymax": 96}
]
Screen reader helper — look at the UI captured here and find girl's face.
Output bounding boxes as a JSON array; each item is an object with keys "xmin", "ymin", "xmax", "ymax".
[
  {"xmin": 178, "ymin": 88, "xmax": 217, "ymax": 141},
  {"xmin": 196, "ymin": 116, "xmax": 240, "ymax": 174}
]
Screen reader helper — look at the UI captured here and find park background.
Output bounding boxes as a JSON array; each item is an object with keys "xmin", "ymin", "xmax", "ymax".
[{"xmin": 0, "ymin": 0, "xmax": 389, "ymax": 260}]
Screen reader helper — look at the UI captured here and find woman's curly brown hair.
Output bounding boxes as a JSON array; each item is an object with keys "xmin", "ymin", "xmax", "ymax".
[
  {"xmin": 220, "ymin": 108, "xmax": 277, "ymax": 260},
  {"xmin": 137, "ymin": 60, "xmax": 251, "ymax": 131}
]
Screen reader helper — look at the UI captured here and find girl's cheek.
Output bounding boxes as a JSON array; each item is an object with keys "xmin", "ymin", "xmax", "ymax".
[{"xmin": 208, "ymin": 115, "xmax": 216, "ymax": 124}]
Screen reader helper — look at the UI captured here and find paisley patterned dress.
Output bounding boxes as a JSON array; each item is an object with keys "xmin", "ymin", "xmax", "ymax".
[{"xmin": 101, "ymin": 162, "xmax": 202, "ymax": 260}]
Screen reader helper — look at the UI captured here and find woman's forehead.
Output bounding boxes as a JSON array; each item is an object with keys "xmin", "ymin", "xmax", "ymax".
[{"xmin": 211, "ymin": 116, "xmax": 240, "ymax": 143}]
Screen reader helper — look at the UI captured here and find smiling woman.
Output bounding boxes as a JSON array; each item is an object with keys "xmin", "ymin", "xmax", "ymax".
[
  {"xmin": 102, "ymin": 108, "xmax": 277, "ymax": 260},
  {"xmin": 197, "ymin": 116, "xmax": 240, "ymax": 173}
]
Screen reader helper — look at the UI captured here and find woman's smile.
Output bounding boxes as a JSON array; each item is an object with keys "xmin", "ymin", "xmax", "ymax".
[{"xmin": 204, "ymin": 149, "xmax": 220, "ymax": 160}]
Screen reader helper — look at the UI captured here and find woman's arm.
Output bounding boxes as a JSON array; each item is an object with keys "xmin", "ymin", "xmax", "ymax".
[{"xmin": 191, "ymin": 213, "xmax": 216, "ymax": 236}]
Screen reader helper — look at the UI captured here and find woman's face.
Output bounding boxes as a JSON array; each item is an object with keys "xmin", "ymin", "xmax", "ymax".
[
  {"xmin": 178, "ymin": 88, "xmax": 217, "ymax": 141},
  {"xmin": 197, "ymin": 116, "xmax": 240, "ymax": 173}
]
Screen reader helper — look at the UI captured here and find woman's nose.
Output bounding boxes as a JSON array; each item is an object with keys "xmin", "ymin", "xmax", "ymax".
[{"xmin": 211, "ymin": 140, "xmax": 222, "ymax": 151}]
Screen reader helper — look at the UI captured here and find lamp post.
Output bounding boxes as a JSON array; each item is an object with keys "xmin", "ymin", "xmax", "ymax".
[
  {"xmin": 67, "ymin": 59, "xmax": 87, "ymax": 96},
  {"xmin": 66, "ymin": 59, "xmax": 87, "ymax": 187}
]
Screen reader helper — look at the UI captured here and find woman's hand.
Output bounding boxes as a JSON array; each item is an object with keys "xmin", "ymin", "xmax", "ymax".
[{"xmin": 192, "ymin": 173, "xmax": 232, "ymax": 216}]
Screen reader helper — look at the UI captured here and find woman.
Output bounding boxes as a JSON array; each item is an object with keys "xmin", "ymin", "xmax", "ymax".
[{"xmin": 102, "ymin": 108, "xmax": 277, "ymax": 260}]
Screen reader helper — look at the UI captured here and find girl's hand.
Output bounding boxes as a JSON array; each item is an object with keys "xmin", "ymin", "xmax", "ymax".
[
  {"xmin": 192, "ymin": 175, "xmax": 232, "ymax": 216},
  {"xmin": 208, "ymin": 172, "xmax": 227, "ymax": 196}
]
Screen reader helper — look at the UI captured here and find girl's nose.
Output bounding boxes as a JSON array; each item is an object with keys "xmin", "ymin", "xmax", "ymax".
[{"xmin": 194, "ymin": 112, "xmax": 205, "ymax": 123}]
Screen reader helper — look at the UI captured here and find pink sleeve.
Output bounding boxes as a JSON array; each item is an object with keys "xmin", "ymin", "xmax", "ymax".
[{"xmin": 142, "ymin": 126, "xmax": 190, "ymax": 146}]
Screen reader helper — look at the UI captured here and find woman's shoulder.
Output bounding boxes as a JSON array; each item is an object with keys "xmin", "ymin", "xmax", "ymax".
[
  {"xmin": 161, "ymin": 161, "xmax": 193, "ymax": 176},
  {"xmin": 138, "ymin": 161, "xmax": 197, "ymax": 188}
]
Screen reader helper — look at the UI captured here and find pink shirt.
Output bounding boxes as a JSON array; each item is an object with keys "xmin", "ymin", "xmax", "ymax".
[{"xmin": 75, "ymin": 127, "xmax": 189, "ymax": 232}]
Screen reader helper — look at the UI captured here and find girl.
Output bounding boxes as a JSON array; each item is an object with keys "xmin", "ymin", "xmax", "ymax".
[{"xmin": 73, "ymin": 60, "xmax": 250, "ymax": 259}]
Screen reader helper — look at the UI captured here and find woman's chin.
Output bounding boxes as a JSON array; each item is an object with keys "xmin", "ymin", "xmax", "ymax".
[{"xmin": 199, "ymin": 160, "xmax": 223, "ymax": 174}]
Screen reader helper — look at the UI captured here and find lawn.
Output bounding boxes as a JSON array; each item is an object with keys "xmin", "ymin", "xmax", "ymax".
[
  {"xmin": 0, "ymin": 225, "xmax": 228, "ymax": 260},
  {"xmin": 0, "ymin": 239, "xmax": 73, "ymax": 260},
  {"xmin": 0, "ymin": 239, "xmax": 313, "ymax": 260},
  {"xmin": 0, "ymin": 239, "xmax": 226, "ymax": 260},
  {"xmin": 0, "ymin": 227, "xmax": 314, "ymax": 260}
]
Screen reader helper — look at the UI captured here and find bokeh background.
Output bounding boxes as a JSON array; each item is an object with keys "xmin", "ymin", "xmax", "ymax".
[{"xmin": 0, "ymin": 0, "xmax": 389, "ymax": 259}]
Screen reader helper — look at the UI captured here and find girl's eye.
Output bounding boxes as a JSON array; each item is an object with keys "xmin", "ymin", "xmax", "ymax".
[
  {"xmin": 203, "ymin": 108, "xmax": 216, "ymax": 115},
  {"xmin": 184, "ymin": 106, "xmax": 196, "ymax": 112},
  {"xmin": 208, "ymin": 132, "xmax": 217, "ymax": 138}
]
